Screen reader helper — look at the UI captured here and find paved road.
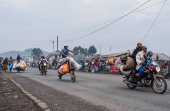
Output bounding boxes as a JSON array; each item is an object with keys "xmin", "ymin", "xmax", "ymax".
[{"xmin": 8, "ymin": 67, "xmax": 170, "ymax": 111}]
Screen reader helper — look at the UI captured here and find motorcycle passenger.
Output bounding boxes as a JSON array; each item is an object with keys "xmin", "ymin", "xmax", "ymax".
[
  {"xmin": 129, "ymin": 43, "xmax": 143, "ymax": 78},
  {"xmin": 136, "ymin": 46, "xmax": 147, "ymax": 86},
  {"xmin": 147, "ymin": 51, "xmax": 153, "ymax": 79},
  {"xmin": 57, "ymin": 45, "xmax": 77, "ymax": 69}
]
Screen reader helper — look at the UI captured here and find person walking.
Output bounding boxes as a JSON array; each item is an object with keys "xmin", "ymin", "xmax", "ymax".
[
  {"xmin": 2, "ymin": 58, "xmax": 8, "ymax": 72},
  {"xmin": 93, "ymin": 60, "xmax": 99, "ymax": 73},
  {"xmin": 82, "ymin": 60, "xmax": 85, "ymax": 72},
  {"xmin": 8, "ymin": 56, "xmax": 14, "ymax": 72},
  {"xmin": 88, "ymin": 61, "xmax": 92, "ymax": 73}
]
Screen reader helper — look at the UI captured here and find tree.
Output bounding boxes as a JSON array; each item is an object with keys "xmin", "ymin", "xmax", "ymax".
[
  {"xmin": 73, "ymin": 46, "xmax": 88, "ymax": 56},
  {"xmin": 32, "ymin": 48, "xmax": 43, "ymax": 61},
  {"xmin": 73, "ymin": 46, "xmax": 79, "ymax": 54},
  {"xmin": 88, "ymin": 45, "xmax": 97, "ymax": 55}
]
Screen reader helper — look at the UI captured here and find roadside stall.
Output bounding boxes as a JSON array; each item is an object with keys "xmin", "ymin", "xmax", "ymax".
[{"xmin": 106, "ymin": 57, "xmax": 119, "ymax": 73}]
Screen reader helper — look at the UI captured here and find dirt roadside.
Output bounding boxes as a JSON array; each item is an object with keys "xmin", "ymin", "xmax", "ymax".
[{"xmin": 0, "ymin": 73, "xmax": 41, "ymax": 111}]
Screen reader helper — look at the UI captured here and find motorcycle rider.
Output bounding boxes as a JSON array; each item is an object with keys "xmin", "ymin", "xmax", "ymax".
[
  {"xmin": 38, "ymin": 56, "xmax": 43, "ymax": 71},
  {"xmin": 136, "ymin": 46, "xmax": 147, "ymax": 86},
  {"xmin": 57, "ymin": 45, "xmax": 77, "ymax": 69},
  {"xmin": 60, "ymin": 45, "xmax": 76, "ymax": 58},
  {"xmin": 17, "ymin": 54, "xmax": 21, "ymax": 63},
  {"xmin": 40, "ymin": 55, "xmax": 47, "ymax": 72}
]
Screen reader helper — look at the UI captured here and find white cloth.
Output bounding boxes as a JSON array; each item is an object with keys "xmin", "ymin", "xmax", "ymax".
[
  {"xmin": 115, "ymin": 57, "xmax": 124, "ymax": 70},
  {"xmin": 136, "ymin": 50, "xmax": 147, "ymax": 70}
]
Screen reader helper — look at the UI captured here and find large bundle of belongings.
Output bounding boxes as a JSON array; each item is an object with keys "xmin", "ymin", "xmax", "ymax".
[
  {"xmin": 13, "ymin": 60, "xmax": 27, "ymax": 70},
  {"xmin": 58, "ymin": 57, "xmax": 81, "ymax": 74},
  {"xmin": 115, "ymin": 51, "xmax": 135, "ymax": 71}
]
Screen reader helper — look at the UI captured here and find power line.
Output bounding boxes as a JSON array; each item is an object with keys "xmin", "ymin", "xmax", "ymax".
[
  {"xmin": 41, "ymin": 42, "xmax": 52, "ymax": 50},
  {"xmin": 0, "ymin": 40, "xmax": 51, "ymax": 43},
  {"xmin": 59, "ymin": 0, "xmax": 151, "ymax": 42},
  {"xmin": 134, "ymin": 0, "xmax": 165, "ymax": 13},
  {"xmin": 57, "ymin": 0, "xmax": 164, "ymax": 40},
  {"xmin": 141, "ymin": 0, "xmax": 166, "ymax": 42}
]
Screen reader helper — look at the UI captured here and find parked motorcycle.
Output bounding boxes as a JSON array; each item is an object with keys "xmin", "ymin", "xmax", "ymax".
[
  {"xmin": 41, "ymin": 60, "xmax": 47, "ymax": 75},
  {"xmin": 58, "ymin": 53, "xmax": 80, "ymax": 82},
  {"xmin": 120, "ymin": 60, "xmax": 167, "ymax": 94}
]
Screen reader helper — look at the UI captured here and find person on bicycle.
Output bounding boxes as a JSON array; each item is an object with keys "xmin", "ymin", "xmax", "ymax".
[
  {"xmin": 57, "ymin": 45, "xmax": 76, "ymax": 69},
  {"xmin": 60, "ymin": 45, "xmax": 76, "ymax": 58}
]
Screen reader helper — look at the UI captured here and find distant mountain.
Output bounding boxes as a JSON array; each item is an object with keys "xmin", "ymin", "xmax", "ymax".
[{"xmin": 0, "ymin": 48, "xmax": 50, "ymax": 59}]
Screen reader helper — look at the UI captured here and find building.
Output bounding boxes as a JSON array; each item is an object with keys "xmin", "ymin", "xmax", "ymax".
[{"xmin": 25, "ymin": 56, "xmax": 33, "ymax": 63}]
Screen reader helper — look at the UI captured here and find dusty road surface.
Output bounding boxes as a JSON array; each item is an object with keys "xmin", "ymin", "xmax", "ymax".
[{"xmin": 6, "ymin": 67, "xmax": 170, "ymax": 111}]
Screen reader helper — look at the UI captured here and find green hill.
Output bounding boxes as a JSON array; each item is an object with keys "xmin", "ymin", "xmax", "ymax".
[{"xmin": 0, "ymin": 48, "xmax": 50, "ymax": 59}]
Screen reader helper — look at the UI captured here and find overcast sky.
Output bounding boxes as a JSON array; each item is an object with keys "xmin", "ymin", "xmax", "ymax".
[{"xmin": 0, "ymin": 0, "xmax": 169, "ymax": 56}]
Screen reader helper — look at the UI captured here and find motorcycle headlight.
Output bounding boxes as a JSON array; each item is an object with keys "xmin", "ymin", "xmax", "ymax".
[
  {"xmin": 156, "ymin": 67, "xmax": 160, "ymax": 72},
  {"xmin": 44, "ymin": 63, "xmax": 46, "ymax": 66}
]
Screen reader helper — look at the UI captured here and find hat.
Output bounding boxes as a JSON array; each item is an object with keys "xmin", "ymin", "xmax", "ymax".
[{"xmin": 64, "ymin": 45, "xmax": 68, "ymax": 46}]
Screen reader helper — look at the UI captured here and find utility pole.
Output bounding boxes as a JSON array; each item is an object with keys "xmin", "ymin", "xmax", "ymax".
[
  {"xmin": 100, "ymin": 46, "xmax": 101, "ymax": 55},
  {"xmin": 31, "ymin": 49, "xmax": 33, "ymax": 63},
  {"xmin": 57, "ymin": 36, "xmax": 58, "ymax": 62},
  {"xmin": 52, "ymin": 41, "xmax": 54, "ymax": 52}
]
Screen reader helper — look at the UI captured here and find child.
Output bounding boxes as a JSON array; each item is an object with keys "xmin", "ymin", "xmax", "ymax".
[{"xmin": 147, "ymin": 51, "xmax": 153, "ymax": 79}]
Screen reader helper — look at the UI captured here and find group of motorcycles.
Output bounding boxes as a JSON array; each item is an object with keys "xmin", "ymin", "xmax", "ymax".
[
  {"xmin": 39, "ymin": 53, "xmax": 78, "ymax": 82},
  {"xmin": 38, "ymin": 53, "xmax": 168, "ymax": 94}
]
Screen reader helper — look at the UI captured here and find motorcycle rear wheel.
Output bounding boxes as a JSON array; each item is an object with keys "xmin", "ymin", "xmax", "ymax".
[
  {"xmin": 44, "ymin": 69, "xmax": 46, "ymax": 75},
  {"xmin": 58, "ymin": 75, "xmax": 62, "ymax": 79},
  {"xmin": 126, "ymin": 83, "xmax": 136, "ymax": 89},
  {"xmin": 70, "ymin": 71, "xmax": 76, "ymax": 82},
  {"xmin": 152, "ymin": 78, "xmax": 167, "ymax": 94}
]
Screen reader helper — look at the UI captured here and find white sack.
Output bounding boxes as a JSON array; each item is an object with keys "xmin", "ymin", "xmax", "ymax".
[{"xmin": 69, "ymin": 57, "xmax": 81, "ymax": 70}]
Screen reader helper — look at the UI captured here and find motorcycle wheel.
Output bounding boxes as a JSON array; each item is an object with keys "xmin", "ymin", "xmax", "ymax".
[
  {"xmin": 58, "ymin": 75, "xmax": 62, "ymax": 79},
  {"xmin": 42, "ymin": 70, "xmax": 43, "ymax": 75},
  {"xmin": 71, "ymin": 72, "xmax": 76, "ymax": 82},
  {"xmin": 152, "ymin": 78, "xmax": 167, "ymax": 94},
  {"xmin": 126, "ymin": 83, "xmax": 136, "ymax": 89},
  {"xmin": 44, "ymin": 69, "xmax": 46, "ymax": 75}
]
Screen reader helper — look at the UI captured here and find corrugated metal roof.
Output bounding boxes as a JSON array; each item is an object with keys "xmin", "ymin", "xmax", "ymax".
[
  {"xmin": 152, "ymin": 53, "xmax": 170, "ymax": 61},
  {"xmin": 101, "ymin": 51, "xmax": 127, "ymax": 58}
]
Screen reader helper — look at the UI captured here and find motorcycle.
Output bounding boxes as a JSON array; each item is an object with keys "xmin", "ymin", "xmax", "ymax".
[
  {"xmin": 120, "ymin": 60, "xmax": 167, "ymax": 94},
  {"xmin": 41, "ymin": 60, "xmax": 47, "ymax": 75},
  {"xmin": 58, "ymin": 53, "xmax": 80, "ymax": 82}
]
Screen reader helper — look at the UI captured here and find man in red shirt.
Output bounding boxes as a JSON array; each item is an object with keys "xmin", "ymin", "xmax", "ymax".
[
  {"xmin": 162, "ymin": 63, "xmax": 167, "ymax": 68},
  {"xmin": 93, "ymin": 60, "xmax": 99, "ymax": 72}
]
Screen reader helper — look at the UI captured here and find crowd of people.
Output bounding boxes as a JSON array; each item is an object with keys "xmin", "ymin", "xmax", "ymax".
[
  {"xmin": 79, "ymin": 59, "xmax": 103, "ymax": 73},
  {"xmin": 0, "ymin": 55, "xmax": 21, "ymax": 71}
]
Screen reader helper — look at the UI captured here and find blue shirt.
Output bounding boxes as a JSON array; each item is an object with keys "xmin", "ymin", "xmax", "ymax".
[
  {"xmin": 147, "ymin": 56, "xmax": 152, "ymax": 66},
  {"xmin": 62, "ymin": 48, "xmax": 70, "ymax": 56}
]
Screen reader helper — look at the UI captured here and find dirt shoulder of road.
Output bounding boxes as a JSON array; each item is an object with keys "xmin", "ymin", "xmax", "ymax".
[{"xmin": 0, "ymin": 73, "xmax": 41, "ymax": 111}]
